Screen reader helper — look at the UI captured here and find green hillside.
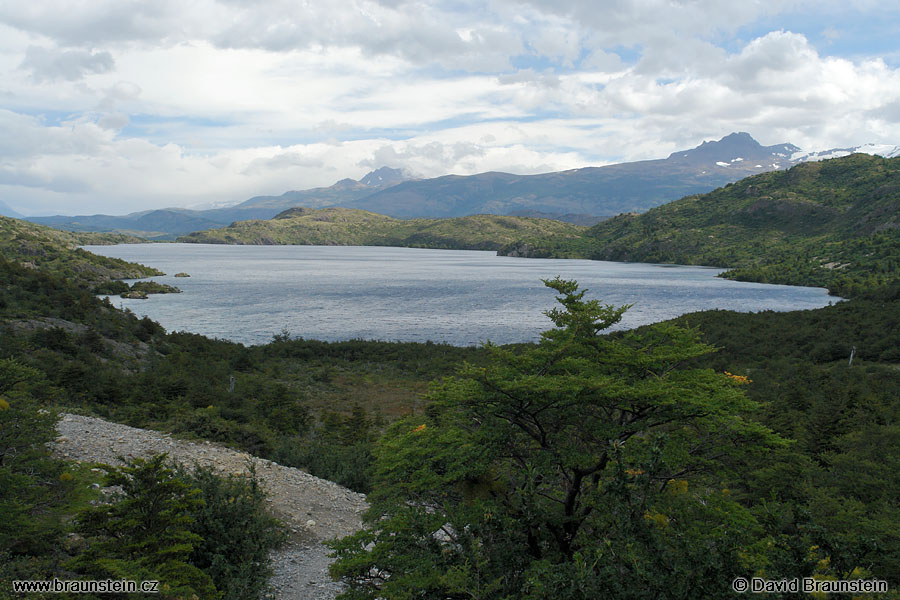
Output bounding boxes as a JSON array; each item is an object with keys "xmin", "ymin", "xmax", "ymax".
[
  {"xmin": 501, "ymin": 154, "xmax": 900, "ymax": 297},
  {"xmin": 178, "ymin": 207, "xmax": 585, "ymax": 250},
  {"xmin": 0, "ymin": 215, "xmax": 159, "ymax": 286},
  {"xmin": 3, "ymin": 208, "xmax": 900, "ymax": 593}
]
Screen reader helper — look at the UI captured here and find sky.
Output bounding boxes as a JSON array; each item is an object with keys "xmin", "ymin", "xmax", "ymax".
[{"xmin": 1, "ymin": 0, "xmax": 899, "ymax": 216}]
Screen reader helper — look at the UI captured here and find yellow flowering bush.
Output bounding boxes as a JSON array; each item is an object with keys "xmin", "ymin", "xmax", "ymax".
[{"xmin": 724, "ymin": 371, "xmax": 752, "ymax": 384}]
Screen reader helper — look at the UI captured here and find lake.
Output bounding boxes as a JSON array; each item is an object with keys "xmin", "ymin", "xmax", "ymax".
[{"xmin": 84, "ymin": 244, "xmax": 837, "ymax": 346}]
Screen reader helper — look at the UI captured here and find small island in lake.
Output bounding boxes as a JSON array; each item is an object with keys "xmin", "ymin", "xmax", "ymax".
[{"xmin": 93, "ymin": 279, "xmax": 182, "ymax": 298}]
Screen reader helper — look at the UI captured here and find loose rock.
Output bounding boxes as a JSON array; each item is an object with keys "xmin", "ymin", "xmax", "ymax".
[{"xmin": 53, "ymin": 413, "xmax": 368, "ymax": 600}]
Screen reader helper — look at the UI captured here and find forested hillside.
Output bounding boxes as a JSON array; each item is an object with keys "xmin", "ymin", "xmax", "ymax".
[
  {"xmin": 501, "ymin": 154, "xmax": 900, "ymax": 298},
  {"xmin": 2, "ymin": 205, "xmax": 899, "ymax": 597}
]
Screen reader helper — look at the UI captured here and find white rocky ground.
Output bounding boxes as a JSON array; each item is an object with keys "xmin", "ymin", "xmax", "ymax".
[{"xmin": 53, "ymin": 413, "xmax": 368, "ymax": 600}]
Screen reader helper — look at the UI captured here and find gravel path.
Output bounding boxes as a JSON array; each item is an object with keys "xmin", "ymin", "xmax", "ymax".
[{"xmin": 53, "ymin": 413, "xmax": 368, "ymax": 600}]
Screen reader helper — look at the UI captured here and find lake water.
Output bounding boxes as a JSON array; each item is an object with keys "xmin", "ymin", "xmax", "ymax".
[{"xmin": 85, "ymin": 244, "xmax": 837, "ymax": 346}]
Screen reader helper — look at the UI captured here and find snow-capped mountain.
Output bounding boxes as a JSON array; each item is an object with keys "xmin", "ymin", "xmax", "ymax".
[
  {"xmin": 667, "ymin": 131, "xmax": 801, "ymax": 173},
  {"xmin": 792, "ymin": 143, "xmax": 900, "ymax": 162},
  {"xmin": 359, "ymin": 166, "xmax": 418, "ymax": 187},
  {"xmin": 27, "ymin": 133, "xmax": 900, "ymax": 234}
]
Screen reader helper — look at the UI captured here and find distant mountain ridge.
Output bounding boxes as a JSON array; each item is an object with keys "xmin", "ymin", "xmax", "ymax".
[
  {"xmin": 234, "ymin": 167, "xmax": 415, "ymax": 212},
  {"xmin": 23, "ymin": 134, "xmax": 899, "ymax": 238},
  {"xmin": 347, "ymin": 132, "xmax": 803, "ymax": 218},
  {"xmin": 790, "ymin": 143, "xmax": 900, "ymax": 162},
  {"xmin": 500, "ymin": 153, "xmax": 900, "ymax": 298},
  {"xmin": 665, "ymin": 131, "xmax": 799, "ymax": 167},
  {"xmin": 26, "ymin": 167, "xmax": 417, "ymax": 240},
  {"xmin": 28, "ymin": 207, "xmax": 280, "ymax": 240}
]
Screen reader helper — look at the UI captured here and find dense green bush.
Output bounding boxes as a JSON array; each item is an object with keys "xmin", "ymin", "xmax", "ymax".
[
  {"xmin": 68, "ymin": 455, "xmax": 285, "ymax": 600},
  {"xmin": 182, "ymin": 464, "xmax": 287, "ymax": 600},
  {"xmin": 70, "ymin": 455, "xmax": 219, "ymax": 599}
]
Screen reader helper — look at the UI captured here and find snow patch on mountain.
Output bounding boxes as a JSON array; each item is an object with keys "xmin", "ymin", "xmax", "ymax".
[
  {"xmin": 791, "ymin": 144, "xmax": 900, "ymax": 162},
  {"xmin": 359, "ymin": 166, "xmax": 417, "ymax": 187}
]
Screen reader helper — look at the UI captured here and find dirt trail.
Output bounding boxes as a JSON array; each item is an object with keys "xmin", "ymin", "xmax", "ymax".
[{"xmin": 54, "ymin": 413, "xmax": 368, "ymax": 600}]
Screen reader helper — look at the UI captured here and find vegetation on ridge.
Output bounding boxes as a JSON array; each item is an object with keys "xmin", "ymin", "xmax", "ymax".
[
  {"xmin": 177, "ymin": 207, "xmax": 585, "ymax": 251},
  {"xmin": 501, "ymin": 154, "xmax": 900, "ymax": 298},
  {"xmin": 0, "ymin": 215, "xmax": 158, "ymax": 286}
]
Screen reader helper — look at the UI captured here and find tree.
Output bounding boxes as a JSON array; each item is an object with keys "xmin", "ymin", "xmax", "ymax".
[
  {"xmin": 329, "ymin": 278, "xmax": 781, "ymax": 599},
  {"xmin": 71, "ymin": 454, "xmax": 219, "ymax": 599},
  {"xmin": 0, "ymin": 359, "xmax": 62, "ymax": 555}
]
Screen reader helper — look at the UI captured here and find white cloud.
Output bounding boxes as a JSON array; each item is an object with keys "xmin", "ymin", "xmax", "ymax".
[
  {"xmin": 243, "ymin": 151, "xmax": 326, "ymax": 175},
  {"xmin": 1, "ymin": 1, "xmax": 899, "ymax": 215},
  {"xmin": 0, "ymin": 0, "xmax": 522, "ymax": 70},
  {"xmin": 19, "ymin": 46, "xmax": 115, "ymax": 82}
]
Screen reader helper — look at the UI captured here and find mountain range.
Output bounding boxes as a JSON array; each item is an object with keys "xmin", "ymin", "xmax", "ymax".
[
  {"xmin": 22, "ymin": 134, "xmax": 900, "ymax": 238},
  {"xmin": 25, "ymin": 166, "xmax": 411, "ymax": 240},
  {"xmin": 336, "ymin": 133, "xmax": 801, "ymax": 218},
  {"xmin": 499, "ymin": 153, "xmax": 900, "ymax": 298}
]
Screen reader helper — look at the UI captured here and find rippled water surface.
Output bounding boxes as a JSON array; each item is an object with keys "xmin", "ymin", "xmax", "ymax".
[{"xmin": 85, "ymin": 244, "xmax": 836, "ymax": 346}]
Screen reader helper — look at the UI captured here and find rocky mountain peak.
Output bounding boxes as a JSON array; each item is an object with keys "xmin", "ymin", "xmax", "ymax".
[
  {"xmin": 359, "ymin": 167, "xmax": 413, "ymax": 188},
  {"xmin": 667, "ymin": 132, "xmax": 800, "ymax": 167}
]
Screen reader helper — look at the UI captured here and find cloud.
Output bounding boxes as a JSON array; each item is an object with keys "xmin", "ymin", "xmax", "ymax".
[
  {"xmin": 2, "ymin": 2, "xmax": 900, "ymax": 215},
  {"xmin": 19, "ymin": 46, "xmax": 115, "ymax": 82},
  {"xmin": 0, "ymin": 110, "xmax": 115, "ymax": 159},
  {"xmin": 498, "ymin": 68, "xmax": 561, "ymax": 88},
  {"xmin": 0, "ymin": 0, "xmax": 190, "ymax": 46},
  {"xmin": 506, "ymin": 0, "xmax": 790, "ymax": 44},
  {"xmin": 243, "ymin": 151, "xmax": 326, "ymax": 175},
  {"xmin": 0, "ymin": 0, "xmax": 522, "ymax": 71},
  {"xmin": 97, "ymin": 112, "xmax": 130, "ymax": 130},
  {"xmin": 721, "ymin": 31, "xmax": 818, "ymax": 91}
]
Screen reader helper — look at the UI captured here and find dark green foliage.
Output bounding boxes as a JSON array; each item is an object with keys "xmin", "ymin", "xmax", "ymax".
[
  {"xmin": 71, "ymin": 454, "xmax": 219, "ymax": 599},
  {"xmin": 53, "ymin": 455, "xmax": 285, "ymax": 600},
  {"xmin": 662, "ymin": 300, "xmax": 900, "ymax": 584},
  {"xmin": 580, "ymin": 155, "xmax": 900, "ymax": 298},
  {"xmin": 6, "ymin": 206, "xmax": 900, "ymax": 597},
  {"xmin": 0, "ymin": 359, "xmax": 63, "ymax": 556},
  {"xmin": 277, "ymin": 404, "xmax": 379, "ymax": 493},
  {"xmin": 182, "ymin": 464, "xmax": 287, "ymax": 600},
  {"xmin": 329, "ymin": 279, "xmax": 781, "ymax": 599},
  {"xmin": 0, "ymin": 372, "xmax": 284, "ymax": 600},
  {"xmin": 91, "ymin": 279, "xmax": 131, "ymax": 295},
  {"xmin": 93, "ymin": 280, "xmax": 181, "ymax": 297},
  {"xmin": 130, "ymin": 281, "xmax": 182, "ymax": 294}
]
